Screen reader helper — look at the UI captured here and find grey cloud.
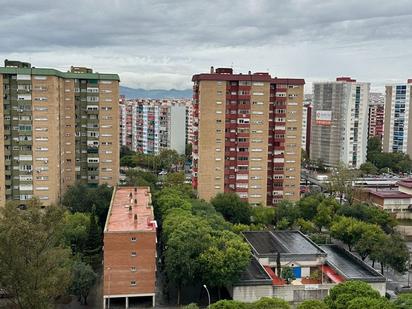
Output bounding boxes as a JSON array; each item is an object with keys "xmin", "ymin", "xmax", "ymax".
[{"xmin": 0, "ymin": 0, "xmax": 412, "ymax": 90}]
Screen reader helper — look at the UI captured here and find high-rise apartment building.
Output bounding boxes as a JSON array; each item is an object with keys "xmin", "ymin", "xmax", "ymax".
[
  {"xmin": 368, "ymin": 102, "xmax": 384, "ymax": 140},
  {"xmin": 103, "ymin": 186, "xmax": 156, "ymax": 308},
  {"xmin": 0, "ymin": 60, "xmax": 119, "ymax": 207},
  {"xmin": 383, "ymin": 80, "xmax": 412, "ymax": 155},
  {"xmin": 192, "ymin": 67, "xmax": 304, "ymax": 206},
  {"xmin": 302, "ymin": 102, "xmax": 312, "ymax": 156},
  {"xmin": 310, "ymin": 77, "xmax": 370, "ymax": 168},
  {"xmin": 119, "ymin": 99, "xmax": 190, "ymax": 155}
]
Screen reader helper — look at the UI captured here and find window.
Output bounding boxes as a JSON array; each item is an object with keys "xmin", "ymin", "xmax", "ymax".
[
  {"xmin": 130, "ymin": 280, "xmax": 137, "ymax": 286},
  {"xmin": 131, "ymin": 252, "xmax": 137, "ymax": 257},
  {"xmin": 131, "ymin": 267, "xmax": 137, "ymax": 272},
  {"xmin": 131, "ymin": 237, "xmax": 137, "ymax": 242}
]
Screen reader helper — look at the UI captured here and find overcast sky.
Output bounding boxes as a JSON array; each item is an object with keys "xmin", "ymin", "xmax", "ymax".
[{"xmin": 1, "ymin": 0, "xmax": 412, "ymax": 92}]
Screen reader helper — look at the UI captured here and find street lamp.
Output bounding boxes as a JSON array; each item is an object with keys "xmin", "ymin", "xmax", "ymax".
[{"xmin": 203, "ymin": 284, "xmax": 210, "ymax": 308}]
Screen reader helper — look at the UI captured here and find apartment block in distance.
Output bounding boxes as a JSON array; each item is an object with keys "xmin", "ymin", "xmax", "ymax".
[
  {"xmin": 302, "ymin": 101, "xmax": 312, "ymax": 156},
  {"xmin": 383, "ymin": 80, "xmax": 412, "ymax": 155},
  {"xmin": 0, "ymin": 60, "xmax": 120, "ymax": 207},
  {"xmin": 192, "ymin": 67, "xmax": 304, "ymax": 206},
  {"xmin": 310, "ymin": 77, "xmax": 370, "ymax": 168},
  {"xmin": 368, "ymin": 93, "xmax": 384, "ymax": 140},
  {"xmin": 103, "ymin": 186, "xmax": 157, "ymax": 308},
  {"xmin": 119, "ymin": 99, "xmax": 189, "ymax": 154}
]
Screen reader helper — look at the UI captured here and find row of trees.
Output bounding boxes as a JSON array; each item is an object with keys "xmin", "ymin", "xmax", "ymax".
[
  {"xmin": 156, "ymin": 187, "xmax": 251, "ymax": 304},
  {"xmin": 270, "ymin": 194, "xmax": 408, "ymax": 275},
  {"xmin": 120, "ymin": 148, "xmax": 185, "ymax": 172},
  {"xmin": 184, "ymin": 281, "xmax": 412, "ymax": 309},
  {"xmin": 0, "ymin": 183, "xmax": 114, "ymax": 308},
  {"xmin": 361, "ymin": 136, "xmax": 412, "ymax": 174}
]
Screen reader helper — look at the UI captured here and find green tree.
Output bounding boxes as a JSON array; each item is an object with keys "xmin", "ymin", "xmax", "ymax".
[
  {"xmin": 297, "ymin": 300, "xmax": 328, "ymax": 309},
  {"xmin": 275, "ymin": 200, "xmax": 300, "ymax": 227},
  {"xmin": 156, "ymin": 189, "xmax": 192, "ymax": 218},
  {"xmin": 125, "ymin": 169, "xmax": 158, "ymax": 190},
  {"xmin": 354, "ymin": 226, "xmax": 386, "ymax": 261},
  {"xmin": 209, "ymin": 300, "xmax": 248, "ymax": 309},
  {"xmin": 281, "ymin": 266, "xmax": 295, "ymax": 284},
  {"xmin": 295, "ymin": 218, "xmax": 317, "ymax": 234},
  {"xmin": 84, "ymin": 210, "xmax": 101, "ymax": 268},
  {"xmin": 164, "ymin": 216, "xmax": 212, "ymax": 304},
  {"xmin": 394, "ymin": 293, "xmax": 412, "ymax": 309},
  {"xmin": 337, "ymin": 203, "xmax": 396, "ymax": 233},
  {"xmin": 347, "ymin": 296, "xmax": 395, "ymax": 309},
  {"xmin": 62, "ymin": 183, "xmax": 113, "ymax": 228},
  {"xmin": 120, "ymin": 145, "xmax": 135, "ymax": 158},
  {"xmin": 251, "ymin": 206, "xmax": 275, "ymax": 225},
  {"xmin": 191, "ymin": 200, "xmax": 232, "ymax": 231},
  {"xmin": 330, "ymin": 216, "xmax": 368, "ymax": 251},
  {"xmin": 158, "ymin": 149, "xmax": 182, "ymax": 172},
  {"xmin": 296, "ymin": 194, "xmax": 323, "ymax": 221},
  {"xmin": 313, "ymin": 200, "xmax": 333, "ymax": 231},
  {"xmin": 324, "ymin": 280, "xmax": 380, "ymax": 309},
  {"xmin": 359, "ymin": 162, "xmax": 378, "ymax": 175},
  {"xmin": 0, "ymin": 202, "xmax": 72, "ymax": 309},
  {"xmin": 277, "ymin": 218, "xmax": 290, "ymax": 230},
  {"xmin": 62, "ymin": 212, "xmax": 90, "ymax": 254},
  {"xmin": 367, "ymin": 136, "xmax": 382, "ymax": 162},
  {"xmin": 71, "ymin": 261, "xmax": 97, "ymax": 305},
  {"xmin": 211, "ymin": 192, "xmax": 251, "ymax": 224},
  {"xmin": 199, "ymin": 231, "xmax": 250, "ymax": 298},
  {"xmin": 327, "ymin": 163, "xmax": 359, "ymax": 204},
  {"xmin": 252, "ymin": 297, "xmax": 291, "ymax": 309}
]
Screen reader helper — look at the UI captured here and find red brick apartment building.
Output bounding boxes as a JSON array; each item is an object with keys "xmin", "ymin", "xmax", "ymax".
[{"xmin": 103, "ymin": 186, "xmax": 157, "ymax": 308}]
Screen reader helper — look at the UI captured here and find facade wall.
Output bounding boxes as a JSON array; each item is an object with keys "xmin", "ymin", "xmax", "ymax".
[
  {"xmin": 231, "ymin": 285, "xmax": 273, "ymax": 303},
  {"xmin": 0, "ymin": 63, "xmax": 119, "ymax": 207},
  {"xmin": 233, "ymin": 282, "xmax": 385, "ymax": 303},
  {"xmin": 197, "ymin": 80, "xmax": 225, "ymax": 201},
  {"xmin": 169, "ymin": 105, "xmax": 186, "ymax": 154},
  {"xmin": 383, "ymin": 83, "xmax": 412, "ymax": 155},
  {"xmin": 193, "ymin": 70, "xmax": 303, "ymax": 205},
  {"xmin": 31, "ymin": 75, "xmax": 61, "ymax": 204},
  {"xmin": 99, "ymin": 80, "xmax": 119, "ymax": 187},
  {"xmin": 103, "ymin": 232, "xmax": 156, "ymax": 296},
  {"xmin": 0, "ymin": 74, "xmax": 4, "ymax": 206},
  {"xmin": 311, "ymin": 80, "xmax": 369, "ymax": 168}
]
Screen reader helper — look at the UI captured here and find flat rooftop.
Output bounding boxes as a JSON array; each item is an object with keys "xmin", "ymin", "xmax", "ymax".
[
  {"xmin": 320, "ymin": 245, "xmax": 385, "ymax": 282},
  {"xmin": 104, "ymin": 186, "xmax": 155, "ymax": 233},
  {"xmin": 243, "ymin": 231, "xmax": 325, "ymax": 256},
  {"xmin": 236, "ymin": 256, "xmax": 272, "ymax": 286}
]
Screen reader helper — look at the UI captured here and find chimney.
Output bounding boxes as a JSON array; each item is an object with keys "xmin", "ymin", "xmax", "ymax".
[
  {"xmin": 248, "ymin": 70, "xmax": 251, "ymax": 75},
  {"xmin": 210, "ymin": 66, "xmax": 214, "ymax": 74}
]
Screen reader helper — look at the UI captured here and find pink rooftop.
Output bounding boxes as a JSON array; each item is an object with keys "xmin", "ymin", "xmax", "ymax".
[{"xmin": 104, "ymin": 186, "xmax": 156, "ymax": 232}]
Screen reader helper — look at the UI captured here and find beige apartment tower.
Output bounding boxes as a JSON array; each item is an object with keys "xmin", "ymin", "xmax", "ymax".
[
  {"xmin": 0, "ymin": 60, "xmax": 120, "ymax": 207},
  {"xmin": 192, "ymin": 67, "xmax": 304, "ymax": 206}
]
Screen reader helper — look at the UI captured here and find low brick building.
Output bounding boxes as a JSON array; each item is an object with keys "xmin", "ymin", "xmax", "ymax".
[{"xmin": 103, "ymin": 186, "xmax": 157, "ymax": 308}]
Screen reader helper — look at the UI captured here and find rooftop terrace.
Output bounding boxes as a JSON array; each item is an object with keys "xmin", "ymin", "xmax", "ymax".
[{"xmin": 104, "ymin": 186, "xmax": 155, "ymax": 233}]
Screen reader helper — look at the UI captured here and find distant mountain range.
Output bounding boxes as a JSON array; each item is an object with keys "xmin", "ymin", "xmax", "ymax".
[{"xmin": 120, "ymin": 86, "xmax": 192, "ymax": 99}]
